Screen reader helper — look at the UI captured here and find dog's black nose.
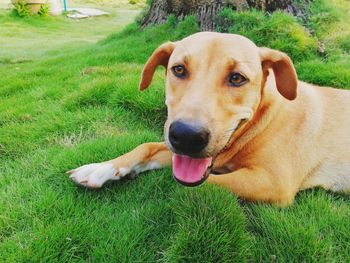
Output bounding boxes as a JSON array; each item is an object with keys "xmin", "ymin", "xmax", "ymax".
[{"xmin": 169, "ymin": 120, "xmax": 210, "ymax": 155}]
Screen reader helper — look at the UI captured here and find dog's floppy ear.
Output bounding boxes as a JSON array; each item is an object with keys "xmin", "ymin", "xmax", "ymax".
[
  {"xmin": 139, "ymin": 42, "xmax": 176, "ymax": 91},
  {"xmin": 259, "ymin": 47, "xmax": 298, "ymax": 100}
]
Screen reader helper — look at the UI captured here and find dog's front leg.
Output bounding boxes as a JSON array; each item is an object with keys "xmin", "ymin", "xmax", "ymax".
[
  {"xmin": 68, "ymin": 142, "xmax": 172, "ymax": 188},
  {"xmin": 208, "ymin": 167, "xmax": 295, "ymax": 206}
]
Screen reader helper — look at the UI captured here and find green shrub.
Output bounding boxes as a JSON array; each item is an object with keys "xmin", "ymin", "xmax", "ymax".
[
  {"xmin": 38, "ymin": 3, "xmax": 50, "ymax": 16},
  {"xmin": 307, "ymin": 0, "xmax": 350, "ymax": 54},
  {"xmin": 338, "ymin": 35, "xmax": 350, "ymax": 52},
  {"xmin": 13, "ymin": 0, "xmax": 50, "ymax": 17},
  {"xmin": 216, "ymin": 9, "xmax": 318, "ymax": 62},
  {"xmin": 307, "ymin": 0, "xmax": 341, "ymax": 38},
  {"xmin": 13, "ymin": 2, "xmax": 30, "ymax": 17},
  {"xmin": 172, "ymin": 15, "xmax": 200, "ymax": 40}
]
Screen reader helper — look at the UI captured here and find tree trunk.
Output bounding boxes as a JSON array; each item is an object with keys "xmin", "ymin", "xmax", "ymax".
[{"xmin": 141, "ymin": 0, "xmax": 310, "ymax": 31}]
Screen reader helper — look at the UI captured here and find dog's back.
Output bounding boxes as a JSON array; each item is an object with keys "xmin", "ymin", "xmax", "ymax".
[{"xmin": 297, "ymin": 83, "xmax": 350, "ymax": 193}]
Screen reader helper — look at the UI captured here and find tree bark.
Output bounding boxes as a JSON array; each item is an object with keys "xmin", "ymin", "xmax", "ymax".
[{"xmin": 141, "ymin": 0, "xmax": 310, "ymax": 31}]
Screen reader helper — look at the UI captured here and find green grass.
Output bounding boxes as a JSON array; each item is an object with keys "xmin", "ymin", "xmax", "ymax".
[
  {"xmin": 1, "ymin": 0, "xmax": 350, "ymax": 261},
  {"xmin": 0, "ymin": 8, "xmax": 139, "ymax": 60},
  {"xmin": 73, "ymin": 0, "xmax": 147, "ymax": 9}
]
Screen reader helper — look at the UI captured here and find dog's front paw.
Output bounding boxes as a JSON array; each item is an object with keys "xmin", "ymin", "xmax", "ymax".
[{"xmin": 68, "ymin": 162, "xmax": 130, "ymax": 188}]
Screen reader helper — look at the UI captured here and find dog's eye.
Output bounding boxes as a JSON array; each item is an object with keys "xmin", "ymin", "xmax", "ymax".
[
  {"xmin": 228, "ymin": 72, "xmax": 247, "ymax": 87},
  {"xmin": 172, "ymin": 65, "xmax": 187, "ymax": 78}
]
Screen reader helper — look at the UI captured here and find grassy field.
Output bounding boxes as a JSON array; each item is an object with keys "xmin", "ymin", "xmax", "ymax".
[
  {"xmin": 0, "ymin": 0, "xmax": 349, "ymax": 262},
  {"xmin": 0, "ymin": 0, "xmax": 146, "ymax": 10}
]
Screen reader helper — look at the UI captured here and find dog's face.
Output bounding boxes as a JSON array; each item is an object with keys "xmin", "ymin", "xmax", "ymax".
[{"xmin": 140, "ymin": 32, "xmax": 297, "ymax": 186}]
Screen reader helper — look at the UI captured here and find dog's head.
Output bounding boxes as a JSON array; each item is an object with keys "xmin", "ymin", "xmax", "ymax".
[{"xmin": 139, "ymin": 32, "xmax": 297, "ymax": 186}]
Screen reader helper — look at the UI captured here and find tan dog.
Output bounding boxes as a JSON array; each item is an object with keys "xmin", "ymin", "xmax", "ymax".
[{"xmin": 69, "ymin": 32, "xmax": 350, "ymax": 206}]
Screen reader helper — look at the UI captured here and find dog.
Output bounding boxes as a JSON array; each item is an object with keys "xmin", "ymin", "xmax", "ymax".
[{"xmin": 68, "ymin": 32, "xmax": 350, "ymax": 206}]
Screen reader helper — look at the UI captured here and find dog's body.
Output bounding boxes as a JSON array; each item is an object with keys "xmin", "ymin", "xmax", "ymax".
[{"xmin": 69, "ymin": 32, "xmax": 350, "ymax": 206}]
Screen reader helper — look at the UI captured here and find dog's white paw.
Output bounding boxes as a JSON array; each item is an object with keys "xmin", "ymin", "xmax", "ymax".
[{"xmin": 68, "ymin": 162, "xmax": 130, "ymax": 188}]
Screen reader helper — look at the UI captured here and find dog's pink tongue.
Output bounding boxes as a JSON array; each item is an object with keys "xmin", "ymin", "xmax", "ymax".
[{"xmin": 173, "ymin": 154, "xmax": 212, "ymax": 184}]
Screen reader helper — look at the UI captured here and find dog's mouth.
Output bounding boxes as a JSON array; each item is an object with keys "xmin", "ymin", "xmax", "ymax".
[
  {"xmin": 172, "ymin": 154, "xmax": 213, "ymax": 187},
  {"xmin": 171, "ymin": 118, "xmax": 250, "ymax": 187}
]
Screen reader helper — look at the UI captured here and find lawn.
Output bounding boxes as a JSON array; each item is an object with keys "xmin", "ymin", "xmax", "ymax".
[{"xmin": 0, "ymin": 0, "xmax": 349, "ymax": 262}]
